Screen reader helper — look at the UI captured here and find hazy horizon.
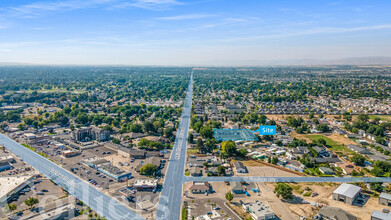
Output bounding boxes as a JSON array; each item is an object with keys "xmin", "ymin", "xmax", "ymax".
[{"xmin": 1, "ymin": 0, "xmax": 391, "ymax": 65}]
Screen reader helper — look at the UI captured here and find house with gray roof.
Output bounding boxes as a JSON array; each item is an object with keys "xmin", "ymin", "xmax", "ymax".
[
  {"xmin": 347, "ymin": 144, "xmax": 372, "ymax": 155},
  {"xmin": 230, "ymin": 182, "xmax": 244, "ymax": 194},
  {"xmin": 234, "ymin": 161, "xmax": 247, "ymax": 173},
  {"xmin": 319, "ymin": 167, "xmax": 335, "ymax": 175},
  {"xmin": 316, "ymin": 206, "xmax": 357, "ymax": 220}
]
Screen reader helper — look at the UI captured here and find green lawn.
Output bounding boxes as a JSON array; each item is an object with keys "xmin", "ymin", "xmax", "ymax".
[
  {"xmin": 187, "ymin": 148, "xmax": 198, "ymax": 153},
  {"xmin": 305, "ymin": 134, "xmax": 355, "ymax": 154},
  {"xmin": 369, "ymin": 115, "xmax": 391, "ymax": 122}
]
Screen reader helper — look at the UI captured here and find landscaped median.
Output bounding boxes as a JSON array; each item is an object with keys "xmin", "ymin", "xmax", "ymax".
[
  {"xmin": 22, "ymin": 143, "xmax": 49, "ymax": 158},
  {"xmin": 21, "ymin": 143, "xmax": 58, "ymax": 164}
]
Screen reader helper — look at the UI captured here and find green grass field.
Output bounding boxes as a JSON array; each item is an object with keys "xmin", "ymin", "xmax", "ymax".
[
  {"xmin": 369, "ymin": 115, "xmax": 391, "ymax": 122},
  {"xmin": 187, "ymin": 148, "xmax": 198, "ymax": 153},
  {"xmin": 305, "ymin": 134, "xmax": 355, "ymax": 154}
]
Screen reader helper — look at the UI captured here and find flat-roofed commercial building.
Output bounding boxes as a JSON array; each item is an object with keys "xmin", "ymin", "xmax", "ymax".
[
  {"xmin": 98, "ymin": 165, "xmax": 132, "ymax": 182},
  {"xmin": 242, "ymin": 201, "xmax": 276, "ymax": 220},
  {"xmin": 83, "ymin": 157, "xmax": 110, "ymax": 168},
  {"xmin": 189, "ymin": 182, "xmax": 210, "ymax": 194},
  {"xmin": 133, "ymin": 179, "xmax": 158, "ymax": 191}
]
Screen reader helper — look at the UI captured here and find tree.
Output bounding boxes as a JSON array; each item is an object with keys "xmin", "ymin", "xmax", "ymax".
[
  {"xmin": 196, "ymin": 138, "xmax": 206, "ymax": 153},
  {"xmin": 225, "ymin": 191, "xmax": 234, "ymax": 202},
  {"xmin": 237, "ymin": 148, "xmax": 248, "ymax": 157},
  {"xmin": 143, "ymin": 121, "xmax": 155, "ymax": 133},
  {"xmin": 75, "ymin": 112, "xmax": 88, "ymax": 124},
  {"xmin": 24, "ymin": 197, "xmax": 39, "ymax": 209},
  {"xmin": 139, "ymin": 164, "xmax": 158, "ymax": 176},
  {"xmin": 200, "ymin": 126, "xmax": 214, "ymax": 139},
  {"xmin": 221, "ymin": 141, "xmax": 237, "ymax": 156},
  {"xmin": 188, "ymin": 133, "xmax": 194, "ymax": 143},
  {"xmin": 217, "ymin": 166, "xmax": 226, "ymax": 176},
  {"xmin": 5, "ymin": 203, "xmax": 17, "ymax": 213},
  {"xmin": 351, "ymin": 170, "xmax": 359, "ymax": 176},
  {"xmin": 164, "ymin": 127, "xmax": 175, "ymax": 138},
  {"xmin": 351, "ymin": 154, "xmax": 365, "ymax": 166},
  {"xmin": 316, "ymin": 138, "xmax": 327, "ymax": 146},
  {"xmin": 138, "ymin": 138, "xmax": 150, "ymax": 147},
  {"xmin": 316, "ymin": 124, "xmax": 330, "ymax": 133},
  {"xmin": 112, "ymin": 138, "xmax": 121, "ymax": 144},
  {"xmin": 358, "ymin": 114, "xmax": 369, "ymax": 122},
  {"xmin": 371, "ymin": 167, "xmax": 385, "ymax": 177},
  {"xmin": 370, "ymin": 182, "xmax": 384, "ymax": 193},
  {"xmin": 274, "ymin": 183, "xmax": 293, "ymax": 199},
  {"xmin": 17, "ymin": 123, "xmax": 27, "ymax": 131}
]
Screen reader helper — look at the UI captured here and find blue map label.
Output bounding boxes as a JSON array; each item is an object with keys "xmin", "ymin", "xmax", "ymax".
[{"xmin": 254, "ymin": 125, "xmax": 276, "ymax": 135}]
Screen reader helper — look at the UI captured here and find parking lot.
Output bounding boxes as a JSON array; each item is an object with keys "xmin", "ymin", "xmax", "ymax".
[
  {"xmin": 6, "ymin": 178, "xmax": 69, "ymax": 217},
  {"xmin": 0, "ymin": 149, "xmax": 33, "ymax": 176},
  {"xmin": 4, "ymin": 133, "xmax": 171, "ymax": 216}
]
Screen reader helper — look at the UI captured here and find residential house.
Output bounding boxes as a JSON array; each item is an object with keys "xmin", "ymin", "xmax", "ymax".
[
  {"xmin": 347, "ymin": 144, "xmax": 372, "ymax": 154},
  {"xmin": 230, "ymin": 182, "xmax": 245, "ymax": 194},
  {"xmin": 190, "ymin": 167, "xmax": 202, "ymax": 177},
  {"xmin": 234, "ymin": 161, "xmax": 247, "ymax": 173},
  {"xmin": 315, "ymin": 206, "xmax": 357, "ymax": 220},
  {"xmin": 286, "ymin": 160, "xmax": 305, "ymax": 173},
  {"xmin": 319, "ymin": 167, "xmax": 335, "ymax": 175}
]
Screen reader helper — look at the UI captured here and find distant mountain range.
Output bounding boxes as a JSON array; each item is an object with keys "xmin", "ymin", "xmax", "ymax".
[
  {"xmin": 289, "ymin": 56, "xmax": 391, "ymax": 65},
  {"xmin": 200, "ymin": 56, "xmax": 391, "ymax": 66}
]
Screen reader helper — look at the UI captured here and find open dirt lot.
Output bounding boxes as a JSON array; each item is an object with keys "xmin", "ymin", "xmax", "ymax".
[
  {"xmin": 266, "ymin": 182, "xmax": 386, "ymax": 220},
  {"xmin": 184, "ymin": 181, "xmax": 299, "ymax": 220},
  {"xmin": 237, "ymin": 166, "xmax": 300, "ymax": 177},
  {"xmin": 238, "ymin": 160, "xmax": 304, "ymax": 177},
  {"xmin": 292, "ymin": 132, "xmax": 358, "ymax": 146}
]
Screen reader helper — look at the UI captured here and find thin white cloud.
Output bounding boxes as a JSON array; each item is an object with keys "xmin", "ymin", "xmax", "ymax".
[
  {"xmin": 216, "ymin": 24, "xmax": 391, "ymax": 43},
  {"xmin": 156, "ymin": 13, "xmax": 213, "ymax": 20},
  {"xmin": 3, "ymin": 0, "xmax": 179, "ymax": 18},
  {"xmin": 112, "ymin": 0, "xmax": 181, "ymax": 10},
  {"xmin": 7, "ymin": 0, "xmax": 116, "ymax": 17}
]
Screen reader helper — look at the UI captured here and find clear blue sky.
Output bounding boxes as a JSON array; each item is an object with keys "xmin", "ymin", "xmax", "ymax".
[{"xmin": 0, "ymin": 0, "xmax": 390, "ymax": 65}]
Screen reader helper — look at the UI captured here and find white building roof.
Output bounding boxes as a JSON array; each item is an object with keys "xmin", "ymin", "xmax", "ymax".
[
  {"xmin": 244, "ymin": 201, "xmax": 275, "ymax": 219},
  {"xmin": 333, "ymin": 183, "xmax": 361, "ymax": 198},
  {"xmin": 372, "ymin": 210, "xmax": 391, "ymax": 220},
  {"xmin": 134, "ymin": 179, "xmax": 158, "ymax": 187},
  {"xmin": 379, "ymin": 192, "xmax": 391, "ymax": 201}
]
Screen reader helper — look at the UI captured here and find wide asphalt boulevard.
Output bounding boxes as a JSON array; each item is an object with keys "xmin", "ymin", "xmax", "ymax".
[{"xmin": 155, "ymin": 70, "xmax": 193, "ymax": 220}]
